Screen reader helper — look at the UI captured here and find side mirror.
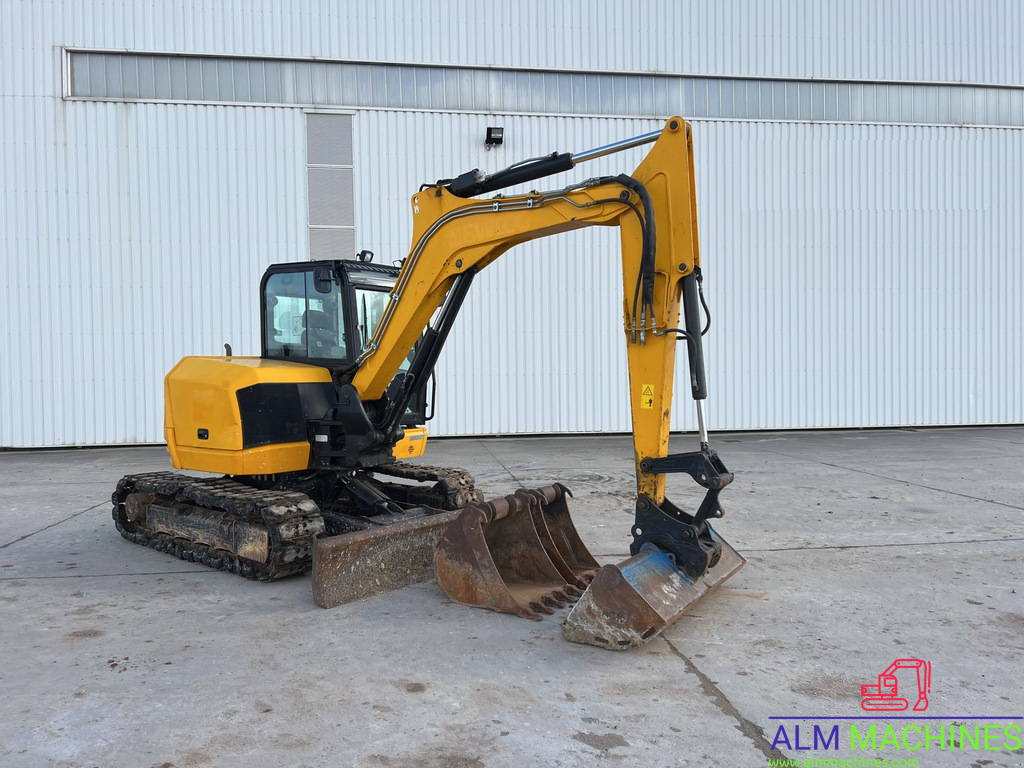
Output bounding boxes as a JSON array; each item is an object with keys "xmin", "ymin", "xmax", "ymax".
[{"xmin": 313, "ymin": 266, "xmax": 333, "ymax": 294}]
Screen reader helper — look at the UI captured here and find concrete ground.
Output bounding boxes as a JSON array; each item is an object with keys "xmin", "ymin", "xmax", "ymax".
[{"xmin": 1, "ymin": 427, "xmax": 1022, "ymax": 768}]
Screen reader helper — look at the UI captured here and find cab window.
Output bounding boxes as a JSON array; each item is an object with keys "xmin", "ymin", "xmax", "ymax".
[
  {"xmin": 264, "ymin": 271, "xmax": 348, "ymax": 360},
  {"xmin": 351, "ymin": 279, "xmax": 412, "ymax": 374},
  {"xmin": 353, "ymin": 286, "xmax": 390, "ymax": 353}
]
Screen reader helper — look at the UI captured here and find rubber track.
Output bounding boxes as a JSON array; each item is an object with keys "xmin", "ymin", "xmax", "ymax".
[
  {"xmin": 371, "ymin": 462, "xmax": 484, "ymax": 509},
  {"xmin": 112, "ymin": 472, "xmax": 325, "ymax": 581}
]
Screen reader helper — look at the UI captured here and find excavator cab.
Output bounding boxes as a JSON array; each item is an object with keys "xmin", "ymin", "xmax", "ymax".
[
  {"xmin": 260, "ymin": 258, "xmax": 427, "ymax": 427},
  {"xmin": 156, "ymin": 256, "xmax": 429, "ymax": 479}
]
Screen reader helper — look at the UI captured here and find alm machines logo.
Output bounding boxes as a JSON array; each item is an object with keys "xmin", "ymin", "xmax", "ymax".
[
  {"xmin": 860, "ymin": 658, "xmax": 930, "ymax": 712},
  {"xmin": 769, "ymin": 656, "xmax": 1024, "ymax": 756}
]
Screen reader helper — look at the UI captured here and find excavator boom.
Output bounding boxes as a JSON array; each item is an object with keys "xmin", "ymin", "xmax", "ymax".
[
  {"xmin": 348, "ymin": 119, "xmax": 708, "ymax": 507},
  {"xmin": 314, "ymin": 117, "xmax": 745, "ymax": 648}
]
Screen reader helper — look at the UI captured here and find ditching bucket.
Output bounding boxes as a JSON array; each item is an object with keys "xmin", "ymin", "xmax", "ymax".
[
  {"xmin": 434, "ymin": 484, "xmax": 600, "ymax": 620},
  {"xmin": 562, "ymin": 530, "xmax": 745, "ymax": 650}
]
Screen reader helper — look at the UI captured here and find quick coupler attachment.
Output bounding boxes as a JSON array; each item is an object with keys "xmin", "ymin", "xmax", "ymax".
[
  {"xmin": 639, "ymin": 447, "xmax": 733, "ymax": 527},
  {"xmin": 633, "ymin": 447, "xmax": 734, "ymax": 577},
  {"xmin": 434, "ymin": 484, "xmax": 599, "ymax": 621},
  {"xmin": 630, "ymin": 495, "xmax": 724, "ymax": 579}
]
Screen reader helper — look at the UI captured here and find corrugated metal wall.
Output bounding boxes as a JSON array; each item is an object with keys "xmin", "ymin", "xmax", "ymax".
[
  {"xmin": 696, "ymin": 120, "xmax": 1023, "ymax": 431},
  {"xmin": 352, "ymin": 111, "xmax": 660, "ymax": 436},
  {"xmin": 353, "ymin": 112, "xmax": 1024, "ymax": 436},
  {"xmin": 1, "ymin": 100, "xmax": 306, "ymax": 445},
  {"xmin": 7, "ymin": 0, "xmax": 1022, "ymax": 85},
  {"xmin": 2, "ymin": 1, "xmax": 1022, "ymax": 446}
]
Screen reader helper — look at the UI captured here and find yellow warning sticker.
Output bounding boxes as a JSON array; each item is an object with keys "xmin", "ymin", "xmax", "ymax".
[{"xmin": 640, "ymin": 384, "xmax": 655, "ymax": 409}]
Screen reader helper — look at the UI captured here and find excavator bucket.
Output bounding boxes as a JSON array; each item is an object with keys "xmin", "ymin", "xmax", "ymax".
[
  {"xmin": 434, "ymin": 484, "xmax": 600, "ymax": 620},
  {"xmin": 562, "ymin": 532, "xmax": 745, "ymax": 650},
  {"xmin": 435, "ymin": 481, "xmax": 744, "ymax": 649}
]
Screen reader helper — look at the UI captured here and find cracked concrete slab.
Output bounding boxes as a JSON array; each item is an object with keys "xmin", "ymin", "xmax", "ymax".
[{"xmin": 1, "ymin": 427, "xmax": 1022, "ymax": 767}]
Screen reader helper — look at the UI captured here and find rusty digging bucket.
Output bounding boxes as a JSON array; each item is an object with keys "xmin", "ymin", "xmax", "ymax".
[
  {"xmin": 435, "ymin": 484, "xmax": 745, "ymax": 650},
  {"xmin": 434, "ymin": 484, "xmax": 600, "ymax": 620}
]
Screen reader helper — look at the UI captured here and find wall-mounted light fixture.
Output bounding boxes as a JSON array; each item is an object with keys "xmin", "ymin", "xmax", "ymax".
[{"xmin": 485, "ymin": 126, "xmax": 504, "ymax": 148}]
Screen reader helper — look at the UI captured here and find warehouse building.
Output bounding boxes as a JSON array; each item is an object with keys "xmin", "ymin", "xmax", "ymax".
[{"xmin": 2, "ymin": 1, "xmax": 1022, "ymax": 447}]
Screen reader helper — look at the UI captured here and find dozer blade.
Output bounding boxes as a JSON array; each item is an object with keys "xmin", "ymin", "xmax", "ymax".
[
  {"xmin": 312, "ymin": 510, "xmax": 460, "ymax": 608},
  {"xmin": 434, "ymin": 484, "xmax": 599, "ymax": 620},
  {"xmin": 562, "ymin": 530, "xmax": 745, "ymax": 650}
]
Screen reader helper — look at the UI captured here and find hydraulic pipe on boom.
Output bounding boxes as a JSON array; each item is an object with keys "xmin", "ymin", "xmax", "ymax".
[
  {"xmin": 444, "ymin": 129, "xmax": 664, "ymax": 199},
  {"xmin": 334, "ymin": 117, "xmax": 744, "ymax": 648}
]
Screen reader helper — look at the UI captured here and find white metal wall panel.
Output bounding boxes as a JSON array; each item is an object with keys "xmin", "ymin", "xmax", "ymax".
[
  {"xmin": 695, "ymin": 120, "xmax": 1023, "ymax": 432},
  {"xmin": 6, "ymin": 1, "xmax": 1024, "ymax": 96},
  {"xmin": 354, "ymin": 114, "xmax": 1023, "ymax": 437},
  {"xmin": 3, "ymin": 2, "xmax": 1024, "ymax": 446},
  {"xmin": 3, "ymin": 103, "xmax": 1022, "ymax": 445},
  {"xmin": 352, "ymin": 110, "xmax": 665, "ymax": 437},
  {"xmin": 0, "ymin": 100, "xmax": 307, "ymax": 446}
]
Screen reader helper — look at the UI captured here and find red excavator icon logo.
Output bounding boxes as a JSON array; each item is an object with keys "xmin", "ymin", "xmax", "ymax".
[{"xmin": 861, "ymin": 658, "xmax": 931, "ymax": 712}]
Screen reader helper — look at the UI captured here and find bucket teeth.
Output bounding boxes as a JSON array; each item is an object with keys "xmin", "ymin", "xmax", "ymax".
[
  {"xmin": 529, "ymin": 601, "xmax": 556, "ymax": 616},
  {"xmin": 434, "ymin": 484, "xmax": 599, "ymax": 621},
  {"xmin": 435, "ymin": 484, "xmax": 745, "ymax": 650}
]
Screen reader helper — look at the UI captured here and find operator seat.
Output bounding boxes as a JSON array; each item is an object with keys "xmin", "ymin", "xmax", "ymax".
[{"xmin": 302, "ymin": 309, "xmax": 335, "ymax": 356}]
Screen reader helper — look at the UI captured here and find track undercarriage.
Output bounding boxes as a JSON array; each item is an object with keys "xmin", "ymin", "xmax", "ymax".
[{"xmin": 111, "ymin": 463, "xmax": 481, "ymax": 581}]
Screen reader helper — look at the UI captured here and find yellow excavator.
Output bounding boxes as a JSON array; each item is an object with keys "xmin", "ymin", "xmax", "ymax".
[{"xmin": 112, "ymin": 117, "xmax": 743, "ymax": 649}]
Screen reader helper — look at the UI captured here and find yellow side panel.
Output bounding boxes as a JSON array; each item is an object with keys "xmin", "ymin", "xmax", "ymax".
[
  {"xmin": 168, "ymin": 440, "xmax": 313, "ymax": 476},
  {"xmin": 392, "ymin": 427, "xmax": 428, "ymax": 459},
  {"xmin": 164, "ymin": 356, "xmax": 332, "ymax": 474}
]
